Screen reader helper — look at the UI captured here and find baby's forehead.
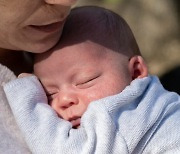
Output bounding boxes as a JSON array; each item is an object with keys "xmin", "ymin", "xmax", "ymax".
[{"xmin": 34, "ymin": 39, "xmax": 122, "ymax": 67}]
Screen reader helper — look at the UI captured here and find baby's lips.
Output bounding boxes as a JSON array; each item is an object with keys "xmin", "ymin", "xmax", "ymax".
[{"xmin": 70, "ymin": 118, "xmax": 81, "ymax": 128}]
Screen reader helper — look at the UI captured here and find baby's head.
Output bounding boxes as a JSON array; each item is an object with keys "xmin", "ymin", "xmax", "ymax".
[{"xmin": 34, "ymin": 6, "xmax": 148, "ymax": 128}]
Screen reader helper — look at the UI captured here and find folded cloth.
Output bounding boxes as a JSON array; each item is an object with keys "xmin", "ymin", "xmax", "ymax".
[
  {"xmin": 0, "ymin": 64, "xmax": 31, "ymax": 154},
  {"xmin": 3, "ymin": 75, "xmax": 180, "ymax": 154}
]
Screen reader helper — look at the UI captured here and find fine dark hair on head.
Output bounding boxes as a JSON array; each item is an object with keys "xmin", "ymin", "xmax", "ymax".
[{"xmin": 59, "ymin": 6, "xmax": 141, "ymax": 57}]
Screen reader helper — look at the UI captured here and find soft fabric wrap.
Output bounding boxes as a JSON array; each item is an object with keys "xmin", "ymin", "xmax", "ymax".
[
  {"xmin": 0, "ymin": 64, "xmax": 30, "ymax": 153},
  {"xmin": 3, "ymin": 75, "xmax": 180, "ymax": 154}
]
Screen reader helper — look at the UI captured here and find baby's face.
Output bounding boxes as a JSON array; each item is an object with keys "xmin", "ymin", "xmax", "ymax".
[{"xmin": 34, "ymin": 40, "xmax": 132, "ymax": 128}]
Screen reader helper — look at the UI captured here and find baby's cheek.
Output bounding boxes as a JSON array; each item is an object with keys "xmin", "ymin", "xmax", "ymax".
[
  {"xmin": 86, "ymin": 85, "xmax": 121, "ymax": 103},
  {"xmin": 85, "ymin": 87, "xmax": 106, "ymax": 103}
]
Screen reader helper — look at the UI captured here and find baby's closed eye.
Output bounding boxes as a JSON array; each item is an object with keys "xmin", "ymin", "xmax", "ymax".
[
  {"xmin": 46, "ymin": 91, "xmax": 58, "ymax": 102},
  {"xmin": 75, "ymin": 74, "xmax": 101, "ymax": 89}
]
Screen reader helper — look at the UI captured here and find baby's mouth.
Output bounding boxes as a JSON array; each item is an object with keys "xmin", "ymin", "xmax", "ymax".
[{"xmin": 70, "ymin": 117, "xmax": 81, "ymax": 129}]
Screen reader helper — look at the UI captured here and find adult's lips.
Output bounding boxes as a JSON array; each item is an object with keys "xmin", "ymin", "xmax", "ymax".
[{"xmin": 29, "ymin": 21, "xmax": 65, "ymax": 33}]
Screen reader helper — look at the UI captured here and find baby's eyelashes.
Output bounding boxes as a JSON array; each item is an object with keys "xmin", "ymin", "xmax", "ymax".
[
  {"xmin": 75, "ymin": 75, "xmax": 100, "ymax": 89},
  {"xmin": 46, "ymin": 92, "xmax": 58, "ymax": 102}
]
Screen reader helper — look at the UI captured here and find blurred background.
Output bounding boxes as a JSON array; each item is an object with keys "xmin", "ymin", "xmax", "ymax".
[{"xmin": 75, "ymin": 0, "xmax": 180, "ymax": 94}]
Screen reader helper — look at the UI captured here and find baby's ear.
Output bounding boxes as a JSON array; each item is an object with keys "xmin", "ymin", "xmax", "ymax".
[{"xmin": 128, "ymin": 56, "xmax": 148, "ymax": 80}]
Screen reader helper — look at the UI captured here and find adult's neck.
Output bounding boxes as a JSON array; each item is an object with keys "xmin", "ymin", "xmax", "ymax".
[{"xmin": 0, "ymin": 48, "xmax": 33, "ymax": 76}]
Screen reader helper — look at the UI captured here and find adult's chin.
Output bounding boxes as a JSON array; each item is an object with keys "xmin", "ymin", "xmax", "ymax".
[
  {"xmin": 22, "ymin": 31, "xmax": 62, "ymax": 53},
  {"xmin": 19, "ymin": 21, "xmax": 64, "ymax": 53},
  {"xmin": 33, "ymin": 37, "xmax": 60, "ymax": 53}
]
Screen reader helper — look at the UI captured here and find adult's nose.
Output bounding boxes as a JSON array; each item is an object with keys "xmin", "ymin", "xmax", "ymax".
[{"xmin": 44, "ymin": 0, "xmax": 77, "ymax": 6}]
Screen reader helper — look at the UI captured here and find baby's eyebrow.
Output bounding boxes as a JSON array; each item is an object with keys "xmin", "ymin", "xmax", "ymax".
[
  {"xmin": 39, "ymin": 77, "xmax": 55, "ymax": 87},
  {"xmin": 40, "ymin": 81, "xmax": 58, "ymax": 93},
  {"xmin": 73, "ymin": 71, "xmax": 101, "ymax": 81}
]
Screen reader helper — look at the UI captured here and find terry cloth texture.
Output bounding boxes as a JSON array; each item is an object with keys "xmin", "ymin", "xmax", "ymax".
[
  {"xmin": 4, "ymin": 75, "xmax": 180, "ymax": 154},
  {"xmin": 0, "ymin": 64, "xmax": 31, "ymax": 154}
]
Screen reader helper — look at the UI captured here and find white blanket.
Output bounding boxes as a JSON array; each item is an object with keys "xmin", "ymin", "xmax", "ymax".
[
  {"xmin": 4, "ymin": 75, "xmax": 180, "ymax": 154},
  {"xmin": 0, "ymin": 64, "xmax": 31, "ymax": 154}
]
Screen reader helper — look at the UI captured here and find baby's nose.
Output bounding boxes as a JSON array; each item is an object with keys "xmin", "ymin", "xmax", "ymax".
[
  {"xmin": 60, "ymin": 94, "xmax": 79, "ymax": 109},
  {"xmin": 44, "ymin": 0, "xmax": 77, "ymax": 6},
  {"xmin": 51, "ymin": 90, "xmax": 79, "ymax": 111}
]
